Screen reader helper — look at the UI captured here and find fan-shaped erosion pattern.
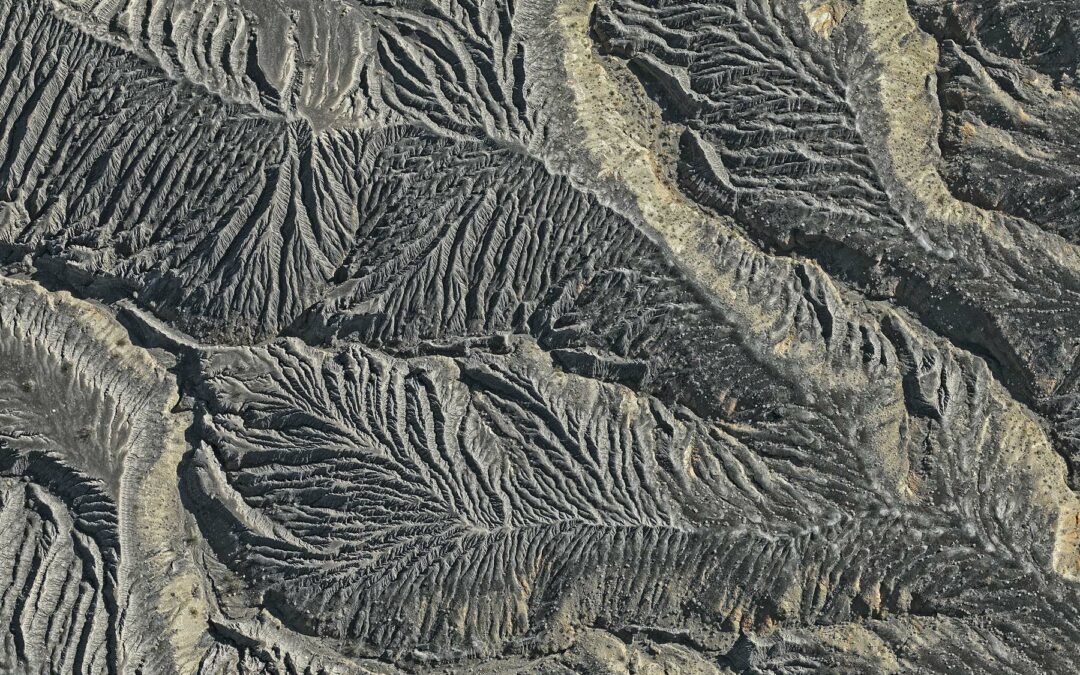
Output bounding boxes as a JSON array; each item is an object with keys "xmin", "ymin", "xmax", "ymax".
[{"xmin": 3, "ymin": 0, "xmax": 1080, "ymax": 671}]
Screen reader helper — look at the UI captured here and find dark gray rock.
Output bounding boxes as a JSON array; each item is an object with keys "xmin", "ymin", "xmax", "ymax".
[{"xmin": 2, "ymin": 0, "xmax": 1080, "ymax": 671}]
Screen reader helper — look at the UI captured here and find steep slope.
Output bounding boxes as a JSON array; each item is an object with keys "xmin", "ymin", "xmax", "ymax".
[{"xmin": 2, "ymin": 0, "xmax": 1080, "ymax": 671}]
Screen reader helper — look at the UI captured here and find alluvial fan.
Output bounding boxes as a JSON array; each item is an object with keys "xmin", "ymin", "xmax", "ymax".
[{"xmin": 1, "ymin": 0, "xmax": 1080, "ymax": 671}]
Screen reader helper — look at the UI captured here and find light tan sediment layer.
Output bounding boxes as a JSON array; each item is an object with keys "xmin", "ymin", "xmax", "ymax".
[
  {"xmin": 553, "ymin": 0, "xmax": 1080, "ymax": 581},
  {"xmin": 0, "ymin": 277, "xmax": 211, "ymax": 672}
]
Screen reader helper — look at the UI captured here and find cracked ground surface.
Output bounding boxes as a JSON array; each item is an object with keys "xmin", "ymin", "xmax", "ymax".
[{"xmin": 1, "ymin": 0, "xmax": 1080, "ymax": 672}]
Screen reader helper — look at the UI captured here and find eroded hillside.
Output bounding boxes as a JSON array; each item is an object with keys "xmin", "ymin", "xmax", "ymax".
[{"xmin": 2, "ymin": 0, "xmax": 1080, "ymax": 672}]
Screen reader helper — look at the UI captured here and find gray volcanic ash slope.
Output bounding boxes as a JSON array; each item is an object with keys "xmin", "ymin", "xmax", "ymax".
[{"xmin": 2, "ymin": 0, "xmax": 1080, "ymax": 672}]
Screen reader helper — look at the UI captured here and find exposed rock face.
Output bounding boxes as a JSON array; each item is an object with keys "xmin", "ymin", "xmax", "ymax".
[{"xmin": 1, "ymin": 0, "xmax": 1080, "ymax": 672}]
